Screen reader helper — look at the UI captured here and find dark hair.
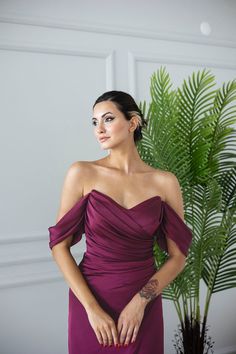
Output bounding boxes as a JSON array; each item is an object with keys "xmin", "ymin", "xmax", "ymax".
[{"xmin": 93, "ymin": 90, "xmax": 148, "ymax": 144}]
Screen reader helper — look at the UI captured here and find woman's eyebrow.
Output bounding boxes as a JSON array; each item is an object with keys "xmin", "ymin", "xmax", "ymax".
[{"xmin": 92, "ymin": 111, "xmax": 113, "ymax": 120}]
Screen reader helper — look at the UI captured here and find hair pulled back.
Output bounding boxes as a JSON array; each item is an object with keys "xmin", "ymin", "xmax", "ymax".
[{"xmin": 93, "ymin": 90, "xmax": 148, "ymax": 144}]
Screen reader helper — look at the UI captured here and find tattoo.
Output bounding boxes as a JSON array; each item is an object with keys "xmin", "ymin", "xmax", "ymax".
[{"xmin": 139, "ymin": 279, "xmax": 160, "ymax": 303}]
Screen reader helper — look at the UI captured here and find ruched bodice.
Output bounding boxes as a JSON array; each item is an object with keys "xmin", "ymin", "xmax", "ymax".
[
  {"xmin": 48, "ymin": 189, "xmax": 193, "ymax": 354},
  {"xmin": 48, "ymin": 188, "xmax": 192, "ymax": 257}
]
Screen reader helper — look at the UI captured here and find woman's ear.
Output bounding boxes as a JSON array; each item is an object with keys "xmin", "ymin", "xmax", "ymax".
[{"xmin": 129, "ymin": 116, "xmax": 139, "ymax": 132}]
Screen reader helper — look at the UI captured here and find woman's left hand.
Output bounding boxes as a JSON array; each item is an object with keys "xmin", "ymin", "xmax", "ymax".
[{"xmin": 116, "ymin": 293, "xmax": 148, "ymax": 346}]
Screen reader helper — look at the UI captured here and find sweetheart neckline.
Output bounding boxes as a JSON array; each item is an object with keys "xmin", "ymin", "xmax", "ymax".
[
  {"xmin": 83, "ymin": 190, "xmax": 190, "ymax": 229},
  {"xmin": 51, "ymin": 189, "xmax": 192, "ymax": 234},
  {"xmin": 84, "ymin": 188, "xmax": 162, "ymax": 211}
]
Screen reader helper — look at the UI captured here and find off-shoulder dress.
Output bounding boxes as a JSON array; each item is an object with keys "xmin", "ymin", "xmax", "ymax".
[{"xmin": 48, "ymin": 189, "xmax": 193, "ymax": 354}]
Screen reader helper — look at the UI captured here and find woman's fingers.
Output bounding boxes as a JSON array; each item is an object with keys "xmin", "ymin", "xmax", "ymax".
[
  {"xmin": 98, "ymin": 322, "xmax": 119, "ymax": 347},
  {"xmin": 104, "ymin": 324, "xmax": 114, "ymax": 347},
  {"xmin": 124, "ymin": 326, "xmax": 135, "ymax": 345},
  {"xmin": 111, "ymin": 324, "xmax": 119, "ymax": 346},
  {"xmin": 100, "ymin": 327, "xmax": 109, "ymax": 346},
  {"xmin": 96, "ymin": 330, "xmax": 103, "ymax": 346},
  {"xmin": 99, "ymin": 320, "xmax": 138, "ymax": 347},
  {"xmin": 105, "ymin": 321, "xmax": 119, "ymax": 346},
  {"xmin": 119, "ymin": 321, "xmax": 140, "ymax": 346},
  {"xmin": 87, "ymin": 306, "xmax": 120, "ymax": 347},
  {"xmin": 119, "ymin": 323, "xmax": 129, "ymax": 345},
  {"xmin": 129, "ymin": 325, "xmax": 139, "ymax": 345}
]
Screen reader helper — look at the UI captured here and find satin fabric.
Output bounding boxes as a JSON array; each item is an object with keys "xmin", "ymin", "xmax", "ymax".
[{"xmin": 48, "ymin": 189, "xmax": 193, "ymax": 354}]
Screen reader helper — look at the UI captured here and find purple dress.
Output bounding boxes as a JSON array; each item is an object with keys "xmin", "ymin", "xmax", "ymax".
[{"xmin": 48, "ymin": 189, "xmax": 192, "ymax": 354}]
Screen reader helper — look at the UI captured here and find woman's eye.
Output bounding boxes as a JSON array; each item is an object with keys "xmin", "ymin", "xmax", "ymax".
[
  {"xmin": 92, "ymin": 117, "xmax": 114, "ymax": 126},
  {"xmin": 105, "ymin": 116, "xmax": 114, "ymax": 122}
]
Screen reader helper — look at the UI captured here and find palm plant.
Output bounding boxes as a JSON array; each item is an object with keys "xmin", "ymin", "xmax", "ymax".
[{"xmin": 137, "ymin": 66, "xmax": 236, "ymax": 353}]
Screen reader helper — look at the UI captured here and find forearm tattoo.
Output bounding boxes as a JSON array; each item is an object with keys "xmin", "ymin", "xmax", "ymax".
[{"xmin": 139, "ymin": 279, "xmax": 160, "ymax": 303}]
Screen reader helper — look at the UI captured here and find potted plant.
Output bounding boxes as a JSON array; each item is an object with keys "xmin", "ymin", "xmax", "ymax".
[{"xmin": 137, "ymin": 66, "xmax": 236, "ymax": 353}]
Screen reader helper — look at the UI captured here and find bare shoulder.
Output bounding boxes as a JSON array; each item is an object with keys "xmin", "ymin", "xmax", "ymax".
[
  {"xmin": 151, "ymin": 166, "xmax": 178, "ymax": 185},
  {"xmin": 155, "ymin": 169, "xmax": 185, "ymax": 220},
  {"xmin": 66, "ymin": 160, "xmax": 98, "ymax": 190},
  {"xmin": 152, "ymin": 168, "xmax": 182, "ymax": 202},
  {"xmin": 53, "ymin": 161, "xmax": 91, "ymax": 226},
  {"xmin": 142, "ymin": 162, "xmax": 173, "ymax": 179},
  {"xmin": 70, "ymin": 159, "xmax": 101, "ymax": 172},
  {"xmin": 163, "ymin": 170, "xmax": 182, "ymax": 198},
  {"xmin": 59, "ymin": 161, "xmax": 92, "ymax": 205},
  {"xmin": 154, "ymin": 169, "xmax": 180, "ymax": 189},
  {"xmin": 67, "ymin": 160, "xmax": 92, "ymax": 177}
]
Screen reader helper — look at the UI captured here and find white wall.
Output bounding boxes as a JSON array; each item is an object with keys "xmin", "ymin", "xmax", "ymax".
[{"xmin": 0, "ymin": 1, "xmax": 236, "ymax": 353}]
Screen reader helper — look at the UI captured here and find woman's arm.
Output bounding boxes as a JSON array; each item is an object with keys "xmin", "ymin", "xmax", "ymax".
[
  {"xmin": 52, "ymin": 244, "xmax": 99, "ymax": 311},
  {"xmin": 117, "ymin": 243, "xmax": 185, "ymax": 346},
  {"xmin": 50, "ymin": 162, "xmax": 120, "ymax": 347},
  {"xmin": 137, "ymin": 171, "xmax": 187, "ymax": 305},
  {"xmin": 117, "ymin": 172, "xmax": 188, "ymax": 346},
  {"xmin": 135, "ymin": 241, "xmax": 186, "ymax": 307},
  {"xmin": 51, "ymin": 162, "xmax": 99, "ymax": 311}
]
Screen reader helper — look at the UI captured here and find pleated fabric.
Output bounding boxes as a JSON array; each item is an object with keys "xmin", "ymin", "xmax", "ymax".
[{"xmin": 48, "ymin": 189, "xmax": 193, "ymax": 354}]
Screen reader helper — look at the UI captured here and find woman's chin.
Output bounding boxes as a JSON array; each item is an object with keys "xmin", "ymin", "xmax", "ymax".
[{"xmin": 99, "ymin": 139, "xmax": 111, "ymax": 149}]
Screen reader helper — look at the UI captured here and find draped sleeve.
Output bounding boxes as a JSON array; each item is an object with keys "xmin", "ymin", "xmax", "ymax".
[
  {"xmin": 48, "ymin": 194, "xmax": 89, "ymax": 250},
  {"xmin": 155, "ymin": 201, "xmax": 193, "ymax": 257}
]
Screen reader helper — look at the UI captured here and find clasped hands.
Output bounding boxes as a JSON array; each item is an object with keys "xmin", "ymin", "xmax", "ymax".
[{"xmin": 87, "ymin": 292, "xmax": 149, "ymax": 348}]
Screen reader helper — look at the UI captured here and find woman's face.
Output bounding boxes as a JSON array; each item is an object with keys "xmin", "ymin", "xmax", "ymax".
[{"xmin": 92, "ymin": 101, "xmax": 135, "ymax": 149}]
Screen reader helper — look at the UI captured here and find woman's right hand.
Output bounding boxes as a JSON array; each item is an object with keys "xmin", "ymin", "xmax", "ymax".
[{"xmin": 86, "ymin": 304, "xmax": 120, "ymax": 347}]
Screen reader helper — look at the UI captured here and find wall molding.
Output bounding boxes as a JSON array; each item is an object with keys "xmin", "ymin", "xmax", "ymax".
[
  {"xmin": 0, "ymin": 249, "xmax": 84, "ymax": 289},
  {"xmin": 0, "ymin": 232, "xmax": 46, "ymax": 245},
  {"xmin": 0, "ymin": 252, "xmax": 82, "ymax": 267},
  {"xmin": 128, "ymin": 51, "xmax": 236, "ymax": 97},
  {"xmin": 0, "ymin": 41, "xmax": 115, "ymax": 90},
  {"xmin": 0, "ymin": 230, "xmax": 85, "ymax": 288},
  {"xmin": 0, "ymin": 15, "xmax": 236, "ymax": 49},
  {"xmin": 0, "ymin": 40, "xmax": 115, "ymax": 288},
  {"xmin": 0, "ymin": 269, "xmax": 69, "ymax": 290}
]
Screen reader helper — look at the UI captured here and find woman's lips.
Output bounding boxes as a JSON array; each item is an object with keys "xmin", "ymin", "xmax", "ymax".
[{"xmin": 99, "ymin": 137, "xmax": 110, "ymax": 143}]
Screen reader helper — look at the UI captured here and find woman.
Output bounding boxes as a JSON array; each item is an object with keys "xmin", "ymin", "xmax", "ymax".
[{"xmin": 48, "ymin": 90, "xmax": 193, "ymax": 354}]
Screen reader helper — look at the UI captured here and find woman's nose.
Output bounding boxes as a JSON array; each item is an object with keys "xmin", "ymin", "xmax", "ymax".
[{"xmin": 96, "ymin": 122, "xmax": 105, "ymax": 132}]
